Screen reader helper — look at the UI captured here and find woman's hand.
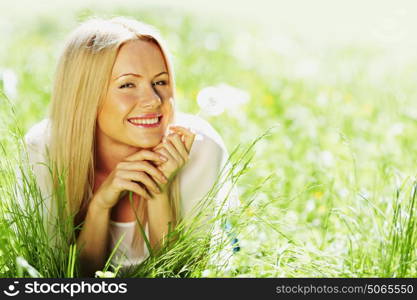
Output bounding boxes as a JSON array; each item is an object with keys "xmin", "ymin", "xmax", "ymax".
[
  {"xmin": 92, "ymin": 150, "xmax": 168, "ymax": 210},
  {"xmin": 153, "ymin": 126, "xmax": 196, "ymax": 192}
]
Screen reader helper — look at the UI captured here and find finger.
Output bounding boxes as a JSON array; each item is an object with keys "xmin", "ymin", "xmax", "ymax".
[
  {"xmin": 168, "ymin": 133, "xmax": 189, "ymax": 162},
  {"xmin": 150, "ymin": 143, "xmax": 165, "ymax": 166},
  {"xmin": 183, "ymin": 132, "xmax": 195, "ymax": 153},
  {"xmin": 170, "ymin": 126, "xmax": 195, "ymax": 153},
  {"xmin": 120, "ymin": 180, "xmax": 152, "ymax": 200},
  {"xmin": 163, "ymin": 138, "xmax": 184, "ymax": 165},
  {"xmin": 117, "ymin": 161, "xmax": 168, "ymax": 184},
  {"xmin": 170, "ymin": 126, "xmax": 194, "ymax": 139},
  {"xmin": 152, "ymin": 142, "xmax": 168, "ymax": 159},
  {"xmin": 154, "ymin": 147, "xmax": 175, "ymax": 163},
  {"xmin": 118, "ymin": 170, "xmax": 161, "ymax": 194},
  {"xmin": 125, "ymin": 149, "xmax": 168, "ymax": 163}
]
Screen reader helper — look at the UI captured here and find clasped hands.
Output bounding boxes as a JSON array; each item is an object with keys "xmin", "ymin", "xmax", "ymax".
[{"xmin": 93, "ymin": 126, "xmax": 195, "ymax": 210}]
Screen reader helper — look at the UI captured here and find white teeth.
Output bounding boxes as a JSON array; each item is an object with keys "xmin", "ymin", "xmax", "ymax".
[{"xmin": 129, "ymin": 117, "xmax": 159, "ymax": 125}]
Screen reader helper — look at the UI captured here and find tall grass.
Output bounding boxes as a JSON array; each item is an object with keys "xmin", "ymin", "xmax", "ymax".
[
  {"xmin": 381, "ymin": 180, "xmax": 417, "ymax": 277},
  {"xmin": 0, "ymin": 98, "xmax": 76, "ymax": 277}
]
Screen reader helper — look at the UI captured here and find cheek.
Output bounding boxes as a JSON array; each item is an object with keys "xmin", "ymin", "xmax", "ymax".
[
  {"xmin": 101, "ymin": 92, "xmax": 135, "ymax": 120},
  {"xmin": 162, "ymin": 97, "xmax": 174, "ymax": 123}
]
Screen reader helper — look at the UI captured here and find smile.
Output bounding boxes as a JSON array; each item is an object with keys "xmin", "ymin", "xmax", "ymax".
[{"xmin": 127, "ymin": 114, "xmax": 162, "ymax": 128}]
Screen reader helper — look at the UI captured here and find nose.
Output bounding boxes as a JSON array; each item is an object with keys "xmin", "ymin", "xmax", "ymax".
[{"xmin": 139, "ymin": 84, "xmax": 162, "ymax": 110}]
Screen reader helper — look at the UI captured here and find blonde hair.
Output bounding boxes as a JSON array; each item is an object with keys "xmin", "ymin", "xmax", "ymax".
[{"xmin": 48, "ymin": 17, "xmax": 180, "ymax": 249}]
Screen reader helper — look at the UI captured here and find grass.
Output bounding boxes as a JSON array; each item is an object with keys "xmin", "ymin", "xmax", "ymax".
[{"xmin": 1, "ymin": 3, "xmax": 417, "ymax": 277}]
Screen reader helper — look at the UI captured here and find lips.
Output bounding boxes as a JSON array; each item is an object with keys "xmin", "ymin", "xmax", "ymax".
[{"xmin": 127, "ymin": 113, "xmax": 162, "ymax": 128}]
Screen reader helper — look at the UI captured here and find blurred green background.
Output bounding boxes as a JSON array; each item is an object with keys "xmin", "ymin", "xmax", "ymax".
[{"xmin": 2, "ymin": 0, "xmax": 417, "ymax": 277}]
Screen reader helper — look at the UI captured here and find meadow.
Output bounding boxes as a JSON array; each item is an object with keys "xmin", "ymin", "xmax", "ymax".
[{"xmin": 1, "ymin": 2, "xmax": 417, "ymax": 277}]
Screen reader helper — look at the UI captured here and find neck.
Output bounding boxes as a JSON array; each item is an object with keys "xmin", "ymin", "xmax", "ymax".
[{"xmin": 95, "ymin": 133, "xmax": 141, "ymax": 176}]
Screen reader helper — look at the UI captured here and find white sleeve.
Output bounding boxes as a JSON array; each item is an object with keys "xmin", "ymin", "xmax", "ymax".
[
  {"xmin": 12, "ymin": 120, "xmax": 57, "ymax": 239},
  {"xmin": 179, "ymin": 130, "xmax": 224, "ymax": 220},
  {"xmin": 177, "ymin": 114, "xmax": 240, "ymax": 222}
]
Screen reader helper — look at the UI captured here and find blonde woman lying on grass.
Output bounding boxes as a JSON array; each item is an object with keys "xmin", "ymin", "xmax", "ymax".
[{"xmin": 20, "ymin": 17, "xmax": 238, "ymax": 277}]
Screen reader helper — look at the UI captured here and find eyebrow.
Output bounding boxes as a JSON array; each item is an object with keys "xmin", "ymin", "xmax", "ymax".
[{"xmin": 114, "ymin": 71, "xmax": 168, "ymax": 80}]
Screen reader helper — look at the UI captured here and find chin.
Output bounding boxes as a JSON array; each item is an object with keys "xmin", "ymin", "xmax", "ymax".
[{"xmin": 134, "ymin": 137, "xmax": 163, "ymax": 149}]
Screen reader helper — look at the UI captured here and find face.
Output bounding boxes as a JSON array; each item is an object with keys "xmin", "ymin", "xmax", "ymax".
[{"xmin": 96, "ymin": 39, "xmax": 174, "ymax": 149}]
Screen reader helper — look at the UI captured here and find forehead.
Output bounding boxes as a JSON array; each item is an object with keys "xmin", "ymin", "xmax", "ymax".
[{"xmin": 112, "ymin": 39, "xmax": 167, "ymax": 76}]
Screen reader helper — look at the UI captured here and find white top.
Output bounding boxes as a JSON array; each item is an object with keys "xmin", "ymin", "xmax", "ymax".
[{"xmin": 20, "ymin": 112, "xmax": 238, "ymax": 272}]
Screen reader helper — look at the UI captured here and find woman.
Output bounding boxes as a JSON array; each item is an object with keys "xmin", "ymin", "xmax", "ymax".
[{"xmin": 22, "ymin": 17, "xmax": 237, "ymax": 277}]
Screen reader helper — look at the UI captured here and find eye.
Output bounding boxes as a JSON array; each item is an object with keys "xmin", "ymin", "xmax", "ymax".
[
  {"xmin": 152, "ymin": 80, "xmax": 167, "ymax": 87},
  {"xmin": 119, "ymin": 82, "xmax": 135, "ymax": 89}
]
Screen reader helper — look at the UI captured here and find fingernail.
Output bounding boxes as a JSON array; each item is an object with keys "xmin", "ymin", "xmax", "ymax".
[{"xmin": 160, "ymin": 155, "xmax": 167, "ymax": 161}]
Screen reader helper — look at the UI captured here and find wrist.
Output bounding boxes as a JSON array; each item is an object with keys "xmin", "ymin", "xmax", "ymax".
[
  {"xmin": 150, "ymin": 188, "xmax": 170, "ymax": 204},
  {"xmin": 89, "ymin": 196, "xmax": 112, "ymax": 214},
  {"xmin": 159, "ymin": 179, "xmax": 173, "ymax": 194}
]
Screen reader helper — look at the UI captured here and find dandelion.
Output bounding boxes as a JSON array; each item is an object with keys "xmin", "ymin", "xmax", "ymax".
[
  {"xmin": 1, "ymin": 69, "xmax": 18, "ymax": 100},
  {"xmin": 197, "ymin": 86, "xmax": 225, "ymax": 116},
  {"xmin": 305, "ymin": 199, "xmax": 316, "ymax": 212},
  {"xmin": 95, "ymin": 270, "xmax": 116, "ymax": 278},
  {"xmin": 320, "ymin": 150, "xmax": 334, "ymax": 168},
  {"xmin": 197, "ymin": 83, "xmax": 250, "ymax": 116},
  {"xmin": 313, "ymin": 191, "xmax": 323, "ymax": 200},
  {"xmin": 338, "ymin": 188, "xmax": 349, "ymax": 198},
  {"xmin": 201, "ymin": 269, "xmax": 213, "ymax": 277}
]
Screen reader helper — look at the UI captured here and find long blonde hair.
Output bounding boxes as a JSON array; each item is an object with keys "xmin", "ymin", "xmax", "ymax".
[{"xmin": 48, "ymin": 17, "xmax": 180, "ymax": 244}]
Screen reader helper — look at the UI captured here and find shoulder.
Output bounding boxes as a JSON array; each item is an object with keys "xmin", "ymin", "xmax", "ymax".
[
  {"xmin": 23, "ymin": 118, "xmax": 52, "ymax": 169},
  {"xmin": 175, "ymin": 112, "xmax": 228, "ymax": 163},
  {"xmin": 24, "ymin": 118, "xmax": 51, "ymax": 155},
  {"xmin": 19, "ymin": 119, "xmax": 54, "ymax": 204}
]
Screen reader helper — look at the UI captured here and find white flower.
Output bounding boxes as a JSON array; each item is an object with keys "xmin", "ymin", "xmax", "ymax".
[
  {"xmin": 197, "ymin": 83, "xmax": 250, "ymax": 116},
  {"xmin": 95, "ymin": 270, "xmax": 116, "ymax": 278},
  {"xmin": 320, "ymin": 150, "xmax": 334, "ymax": 168},
  {"xmin": 305, "ymin": 199, "xmax": 316, "ymax": 212},
  {"xmin": 1, "ymin": 69, "xmax": 18, "ymax": 99},
  {"xmin": 338, "ymin": 188, "xmax": 349, "ymax": 198},
  {"xmin": 197, "ymin": 86, "xmax": 225, "ymax": 116},
  {"xmin": 201, "ymin": 269, "xmax": 213, "ymax": 277}
]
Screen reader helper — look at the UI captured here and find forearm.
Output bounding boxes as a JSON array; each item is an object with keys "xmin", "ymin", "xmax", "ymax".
[
  {"xmin": 147, "ymin": 191, "xmax": 175, "ymax": 250},
  {"xmin": 76, "ymin": 198, "xmax": 111, "ymax": 277}
]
